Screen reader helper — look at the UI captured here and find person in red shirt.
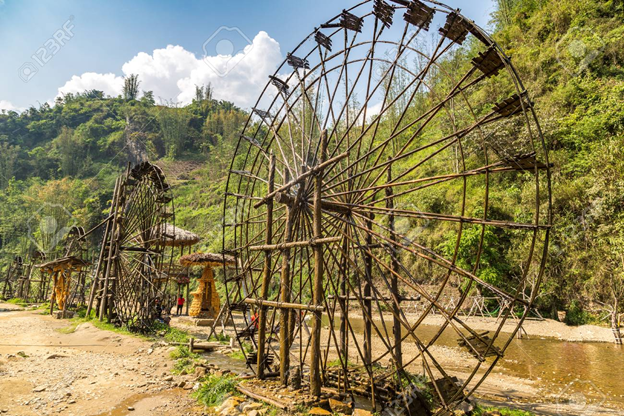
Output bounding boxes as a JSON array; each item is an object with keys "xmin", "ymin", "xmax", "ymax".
[{"xmin": 176, "ymin": 295, "xmax": 185, "ymax": 315}]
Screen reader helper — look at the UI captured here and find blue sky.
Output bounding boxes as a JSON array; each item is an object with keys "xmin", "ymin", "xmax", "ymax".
[{"xmin": 0, "ymin": 0, "xmax": 495, "ymax": 112}]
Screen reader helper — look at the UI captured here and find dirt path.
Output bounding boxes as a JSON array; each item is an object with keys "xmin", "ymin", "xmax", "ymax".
[{"xmin": 0, "ymin": 304, "xmax": 202, "ymax": 416}]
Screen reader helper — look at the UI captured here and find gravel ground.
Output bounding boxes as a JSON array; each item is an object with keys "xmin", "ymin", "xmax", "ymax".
[{"xmin": 0, "ymin": 304, "xmax": 203, "ymax": 416}]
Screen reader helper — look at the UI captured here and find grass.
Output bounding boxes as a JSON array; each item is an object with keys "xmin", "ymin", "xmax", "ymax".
[
  {"xmin": 192, "ymin": 373, "xmax": 240, "ymax": 407},
  {"xmin": 208, "ymin": 333, "xmax": 230, "ymax": 343},
  {"xmin": 170, "ymin": 345, "xmax": 202, "ymax": 375},
  {"xmin": 6, "ymin": 298, "xmax": 28, "ymax": 307},
  {"xmin": 47, "ymin": 307, "xmax": 193, "ymax": 344},
  {"xmin": 473, "ymin": 404, "xmax": 535, "ymax": 416},
  {"xmin": 153, "ymin": 322, "xmax": 190, "ymax": 343},
  {"xmin": 327, "ymin": 358, "xmax": 358, "ymax": 368},
  {"xmin": 228, "ymin": 349, "xmax": 246, "ymax": 361},
  {"xmin": 56, "ymin": 321, "xmax": 81, "ymax": 334}
]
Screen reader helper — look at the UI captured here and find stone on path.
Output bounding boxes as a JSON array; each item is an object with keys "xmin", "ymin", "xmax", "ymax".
[{"xmin": 308, "ymin": 407, "xmax": 332, "ymax": 415}]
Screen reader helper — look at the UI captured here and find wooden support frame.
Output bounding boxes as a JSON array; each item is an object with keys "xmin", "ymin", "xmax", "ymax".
[{"xmin": 256, "ymin": 154, "xmax": 276, "ymax": 379}]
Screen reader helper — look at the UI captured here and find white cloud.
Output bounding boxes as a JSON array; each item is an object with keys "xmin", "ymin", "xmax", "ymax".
[
  {"xmin": 0, "ymin": 100, "xmax": 22, "ymax": 113},
  {"xmin": 56, "ymin": 31, "xmax": 283, "ymax": 109},
  {"xmin": 57, "ymin": 72, "xmax": 124, "ymax": 98}
]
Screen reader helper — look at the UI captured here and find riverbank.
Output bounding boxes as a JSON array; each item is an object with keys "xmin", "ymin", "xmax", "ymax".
[{"xmin": 412, "ymin": 314, "xmax": 617, "ymax": 343}]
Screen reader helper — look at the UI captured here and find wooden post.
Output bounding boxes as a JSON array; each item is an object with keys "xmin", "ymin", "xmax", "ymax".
[
  {"xmin": 1, "ymin": 263, "xmax": 13, "ymax": 298},
  {"xmin": 99, "ymin": 177, "xmax": 121, "ymax": 321},
  {"xmin": 185, "ymin": 245, "xmax": 190, "ymax": 316},
  {"xmin": 386, "ymin": 159, "xmax": 403, "ymax": 371},
  {"xmin": 339, "ymin": 236, "xmax": 348, "ymax": 363},
  {"xmin": 257, "ymin": 153, "xmax": 276, "ymax": 379},
  {"xmin": 279, "ymin": 171, "xmax": 294, "ymax": 385},
  {"xmin": 62, "ymin": 268, "xmax": 71, "ymax": 319},
  {"xmin": 185, "ymin": 282, "xmax": 190, "ymax": 316},
  {"xmin": 49, "ymin": 272, "xmax": 57, "ymax": 316},
  {"xmin": 363, "ymin": 215, "xmax": 373, "ymax": 366},
  {"xmin": 310, "ymin": 130, "xmax": 328, "ymax": 397},
  {"xmin": 86, "ymin": 215, "xmax": 113, "ymax": 318}
]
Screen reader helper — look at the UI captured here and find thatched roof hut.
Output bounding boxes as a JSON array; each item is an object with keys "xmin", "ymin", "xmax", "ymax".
[
  {"xmin": 158, "ymin": 223, "xmax": 202, "ymax": 247},
  {"xmin": 36, "ymin": 256, "xmax": 90, "ymax": 273},
  {"xmin": 180, "ymin": 252, "xmax": 236, "ymax": 267}
]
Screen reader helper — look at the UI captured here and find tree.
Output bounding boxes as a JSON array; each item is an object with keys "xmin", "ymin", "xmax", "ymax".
[
  {"xmin": 0, "ymin": 141, "xmax": 20, "ymax": 189},
  {"xmin": 55, "ymin": 127, "xmax": 82, "ymax": 177},
  {"xmin": 141, "ymin": 90, "xmax": 155, "ymax": 106},
  {"xmin": 156, "ymin": 105, "xmax": 191, "ymax": 158},
  {"xmin": 194, "ymin": 84, "xmax": 213, "ymax": 102},
  {"xmin": 123, "ymin": 74, "xmax": 141, "ymax": 101}
]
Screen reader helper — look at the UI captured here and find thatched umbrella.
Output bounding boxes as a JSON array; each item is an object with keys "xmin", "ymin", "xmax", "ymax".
[
  {"xmin": 180, "ymin": 252, "xmax": 235, "ymax": 319},
  {"xmin": 158, "ymin": 223, "xmax": 202, "ymax": 247},
  {"xmin": 150, "ymin": 224, "xmax": 201, "ymax": 315}
]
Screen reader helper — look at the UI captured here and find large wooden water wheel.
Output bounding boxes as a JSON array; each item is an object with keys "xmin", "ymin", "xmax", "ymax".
[
  {"xmin": 92, "ymin": 162, "xmax": 175, "ymax": 332},
  {"xmin": 223, "ymin": 0, "xmax": 552, "ymax": 413},
  {"xmin": 61, "ymin": 226, "xmax": 90, "ymax": 307}
]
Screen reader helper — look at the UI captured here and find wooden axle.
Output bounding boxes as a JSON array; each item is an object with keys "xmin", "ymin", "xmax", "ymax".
[
  {"xmin": 244, "ymin": 298, "xmax": 325, "ymax": 312},
  {"xmin": 253, "ymin": 151, "xmax": 348, "ymax": 209}
]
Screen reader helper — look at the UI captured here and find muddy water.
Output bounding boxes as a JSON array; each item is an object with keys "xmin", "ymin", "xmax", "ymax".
[{"xmin": 324, "ymin": 316, "xmax": 624, "ymax": 408}]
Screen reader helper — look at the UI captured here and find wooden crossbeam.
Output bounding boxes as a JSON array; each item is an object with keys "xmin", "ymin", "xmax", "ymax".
[
  {"xmin": 244, "ymin": 298, "xmax": 325, "ymax": 312},
  {"xmin": 248, "ymin": 236, "xmax": 340, "ymax": 251}
]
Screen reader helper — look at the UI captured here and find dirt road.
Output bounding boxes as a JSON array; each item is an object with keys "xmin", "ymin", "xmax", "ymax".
[{"xmin": 0, "ymin": 304, "xmax": 202, "ymax": 416}]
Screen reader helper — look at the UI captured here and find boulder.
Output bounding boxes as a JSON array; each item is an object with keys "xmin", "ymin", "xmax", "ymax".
[
  {"xmin": 308, "ymin": 407, "xmax": 332, "ymax": 415},
  {"xmin": 329, "ymin": 398, "xmax": 351, "ymax": 414}
]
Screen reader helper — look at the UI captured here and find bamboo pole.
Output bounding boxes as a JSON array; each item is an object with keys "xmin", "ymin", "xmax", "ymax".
[
  {"xmin": 249, "ymin": 237, "xmax": 341, "ymax": 251},
  {"xmin": 339, "ymin": 233, "xmax": 348, "ymax": 363},
  {"xmin": 257, "ymin": 153, "xmax": 275, "ymax": 379},
  {"xmin": 236, "ymin": 385, "xmax": 289, "ymax": 410},
  {"xmin": 310, "ymin": 130, "xmax": 328, "ymax": 396},
  {"xmin": 99, "ymin": 177, "xmax": 121, "ymax": 321},
  {"xmin": 86, "ymin": 215, "xmax": 113, "ymax": 317},
  {"xmin": 363, "ymin": 214, "xmax": 373, "ymax": 366},
  {"xmin": 279, "ymin": 171, "xmax": 294, "ymax": 385},
  {"xmin": 244, "ymin": 298, "xmax": 324, "ymax": 312},
  {"xmin": 387, "ymin": 159, "xmax": 403, "ymax": 371}
]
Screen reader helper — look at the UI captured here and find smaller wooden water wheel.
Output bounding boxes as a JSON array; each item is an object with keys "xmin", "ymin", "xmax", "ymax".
[
  {"xmin": 92, "ymin": 162, "xmax": 175, "ymax": 332},
  {"xmin": 1, "ymin": 256, "xmax": 24, "ymax": 299},
  {"xmin": 22, "ymin": 251, "xmax": 48, "ymax": 302},
  {"xmin": 62, "ymin": 226, "xmax": 90, "ymax": 307},
  {"xmin": 13, "ymin": 251, "xmax": 47, "ymax": 301}
]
